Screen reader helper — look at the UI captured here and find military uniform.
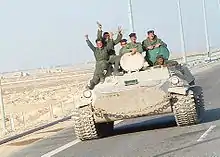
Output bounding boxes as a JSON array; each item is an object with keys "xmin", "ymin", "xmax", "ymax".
[
  {"xmin": 97, "ymin": 29, "xmax": 123, "ymax": 74},
  {"xmin": 142, "ymin": 35, "xmax": 167, "ymax": 66},
  {"xmin": 154, "ymin": 55, "xmax": 178, "ymax": 66},
  {"xmin": 86, "ymin": 39, "xmax": 114, "ymax": 89},
  {"xmin": 122, "ymin": 42, "xmax": 144, "ymax": 54}
]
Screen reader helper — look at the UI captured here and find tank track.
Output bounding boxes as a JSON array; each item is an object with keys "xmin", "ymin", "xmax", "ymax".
[
  {"xmin": 193, "ymin": 86, "xmax": 205, "ymax": 121},
  {"xmin": 72, "ymin": 105, "xmax": 98, "ymax": 141},
  {"xmin": 172, "ymin": 87, "xmax": 204, "ymax": 126}
]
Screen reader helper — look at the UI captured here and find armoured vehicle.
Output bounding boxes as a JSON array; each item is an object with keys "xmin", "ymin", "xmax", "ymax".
[{"xmin": 72, "ymin": 53, "xmax": 205, "ymax": 141}]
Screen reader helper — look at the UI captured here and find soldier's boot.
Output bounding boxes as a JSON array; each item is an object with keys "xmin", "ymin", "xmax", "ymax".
[{"xmin": 86, "ymin": 82, "xmax": 95, "ymax": 90}]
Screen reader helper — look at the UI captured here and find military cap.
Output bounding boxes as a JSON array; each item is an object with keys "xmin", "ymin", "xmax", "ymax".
[
  {"xmin": 103, "ymin": 32, "xmax": 109, "ymax": 35},
  {"xmin": 147, "ymin": 30, "xmax": 154, "ymax": 34},
  {"xmin": 156, "ymin": 55, "xmax": 164, "ymax": 59},
  {"xmin": 120, "ymin": 39, "xmax": 127, "ymax": 42},
  {"xmin": 129, "ymin": 33, "xmax": 136, "ymax": 38}
]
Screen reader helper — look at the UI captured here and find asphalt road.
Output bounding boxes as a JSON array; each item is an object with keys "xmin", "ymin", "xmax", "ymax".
[{"xmin": 9, "ymin": 64, "xmax": 220, "ymax": 157}]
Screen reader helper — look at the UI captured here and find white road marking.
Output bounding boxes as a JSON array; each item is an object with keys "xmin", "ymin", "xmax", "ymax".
[
  {"xmin": 41, "ymin": 120, "xmax": 123, "ymax": 157},
  {"xmin": 197, "ymin": 125, "xmax": 216, "ymax": 142},
  {"xmin": 41, "ymin": 139, "xmax": 81, "ymax": 157}
]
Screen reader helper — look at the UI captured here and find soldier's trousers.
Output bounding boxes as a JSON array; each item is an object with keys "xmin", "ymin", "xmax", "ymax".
[
  {"xmin": 108, "ymin": 55, "xmax": 121, "ymax": 72},
  {"xmin": 90, "ymin": 60, "xmax": 109, "ymax": 85}
]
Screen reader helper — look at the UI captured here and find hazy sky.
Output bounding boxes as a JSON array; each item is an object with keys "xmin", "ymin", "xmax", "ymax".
[{"xmin": 0, "ymin": 0, "xmax": 220, "ymax": 72}]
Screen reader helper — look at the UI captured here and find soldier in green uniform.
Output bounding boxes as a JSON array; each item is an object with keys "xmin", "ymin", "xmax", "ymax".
[
  {"xmin": 96, "ymin": 22, "xmax": 123, "ymax": 75},
  {"xmin": 85, "ymin": 33, "xmax": 114, "ymax": 90},
  {"xmin": 119, "ymin": 39, "xmax": 128, "ymax": 56},
  {"xmin": 122, "ymin": 33, "xmax": 144, "ymax": 55},
  {"xmin": 154, "ymin": 55, "xmax": 178, "ymax": 67},
  {"xmin": 142, "ymin": 30, "xmax": 168, "ymax": 66},
  {"xmin": 110, "ymin": 39, "xmax": 128, "ymax": 75},
  {"xmin": 111, "ymin": 33, "xmax": 143, "ymax": 74}
]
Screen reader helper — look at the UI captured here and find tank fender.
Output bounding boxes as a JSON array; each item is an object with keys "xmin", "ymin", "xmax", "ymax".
[
  {"xmin": 74, "ymin": 90, "xmax": 93, "ymax": 108},
  {"xmin": 168, "ymin": 86, "xmax": 190, "ymax": 95}
]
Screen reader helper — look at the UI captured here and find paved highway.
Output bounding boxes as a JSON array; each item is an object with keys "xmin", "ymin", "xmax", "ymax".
[{"xmin": 9, "ymin": 64, "xmax": 220, "ymax": 157}]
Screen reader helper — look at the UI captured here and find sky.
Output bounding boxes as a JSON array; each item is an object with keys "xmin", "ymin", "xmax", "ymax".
[{"xmin": 0, "ymin": 0, "xmax": 220, "ymax": 72}]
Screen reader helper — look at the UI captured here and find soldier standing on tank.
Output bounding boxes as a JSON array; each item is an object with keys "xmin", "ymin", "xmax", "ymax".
[
  {"xmin": 85, "ymin": 33, "xmax": 114, "ymax": 90},
  {"xmin": 96, "ymin": 22, "xmax": 123, "ymax": 76},
  {"xmin": 142, "ymin": 30, "xmax": 167, "ymax": 66}
]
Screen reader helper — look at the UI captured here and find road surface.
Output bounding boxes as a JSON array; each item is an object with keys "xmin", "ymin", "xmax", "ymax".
[{"xmin": 8, "ymin": 64, "xmax": 220, "ymax": 157}]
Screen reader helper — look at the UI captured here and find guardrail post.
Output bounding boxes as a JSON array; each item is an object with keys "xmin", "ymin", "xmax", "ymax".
[
  {"xmin": 21, "ymin": 112, "xmax": 25, "ymax": 127},
  {"xmin": 49, "ymin": 104, "xmax": 54, "ymax": 120},
  {"xmin": 9, "ymin": 113, "xmax": 15, "ymax": 131},
  {"xmin": 0, "ymin": 79, "xmax": 6, "ymax": 133}
]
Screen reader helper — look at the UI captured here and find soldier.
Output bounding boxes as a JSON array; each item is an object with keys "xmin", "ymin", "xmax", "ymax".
[
  {"xmin": 122, "ymin": 33, "xmax": 143, "ymax": 55},
  {"xmin": 85, "ymin": 33, "xmax": 114, "ymax": 90},
  {"xmin": 96, "ymin": 22, "xmax": 123, "ymax": 76},
  {"xmin": 119, "ymin": 39, "xmax": 128, "ymax": 57},
  {"xmin": 142, "ymin": 30, "xmax": 168, "ymax": 66},
  {"xmin": 109, "ymin": 39, "xmax": 128, "ymax": 76},
  {"xmin": 154, "ymin": 55, "xmax": 178, "ymax": 67},
  {"xmin": 142, "ymin": 30, "xmax": 167, "ymax": 50}
]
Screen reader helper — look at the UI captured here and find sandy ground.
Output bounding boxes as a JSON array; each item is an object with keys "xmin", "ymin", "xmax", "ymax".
[{"xmin": 0, "ymin": 65, "xmax": 95, "ymax": 138}]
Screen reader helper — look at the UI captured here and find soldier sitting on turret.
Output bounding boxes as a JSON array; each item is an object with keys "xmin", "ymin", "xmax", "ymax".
[{"xmin": 122, "ymin": 33, "xmax": 144, "ymax": 55}]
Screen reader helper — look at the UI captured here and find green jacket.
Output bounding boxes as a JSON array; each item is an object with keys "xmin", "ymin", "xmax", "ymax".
[
  {"xmin": 97, "ymin": 29, "xmax": 122, "ymax": 55},
  {"xmin": 119, "ymin": 47, "xmax": 128, "ymax": 56},
  {"xmin": 142, "ymin": 36, "xmax": 167, "ymax": 51},
  {"xmin": 122, "ymin": 42, "xmax": 144, "ymax": 54},
  {"xmin": 86, "ymin": 39, "xmax": 113, "ymax": 62}
]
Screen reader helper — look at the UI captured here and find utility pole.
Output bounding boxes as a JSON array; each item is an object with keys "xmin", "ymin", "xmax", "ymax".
[
  {"xmin": 128, "ymin": 0, "xmax": 135, "ymax": 33},
  {"xmin": 177, "ymin": 0, "xmax": 187, "ymax": 63},
  {"xmin": 202, "ymin": 0, "xmax": 211, "ymax": 61},
  {"xmin": 0, "ymin": 79, "xmax": 6, "ymax": 132}
]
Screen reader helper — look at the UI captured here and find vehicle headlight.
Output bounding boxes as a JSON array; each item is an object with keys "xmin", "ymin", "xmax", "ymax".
[
  {"xmin": 170, "ymin": 75, "xmax": 180, "ymax": 85},
  {"xmin": 83, "ymin": 90, "xmax": 92, "ymax": 98}
]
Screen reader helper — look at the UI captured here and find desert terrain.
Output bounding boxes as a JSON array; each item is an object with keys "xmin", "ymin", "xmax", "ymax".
[{"xmin": 0, "ymin": 62, "xmax": 95, "ymax": 138}]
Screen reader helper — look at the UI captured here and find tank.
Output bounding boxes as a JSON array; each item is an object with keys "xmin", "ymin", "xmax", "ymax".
[{"xmin": 72, "ymin": 53, "xmax": 205, "ymax": 141}]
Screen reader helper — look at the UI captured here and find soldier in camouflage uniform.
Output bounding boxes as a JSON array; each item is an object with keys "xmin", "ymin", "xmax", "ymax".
[
  {"xmin": 96, "ymin": 22, "xmax": 123, "ymax": 75},
  {"xmin": 142, "ymin": 30, "xmax": 167, "ymax": 66},
  {"xmin": 85, "ymin": 33, "xmax": 114, "ymax": 90}
]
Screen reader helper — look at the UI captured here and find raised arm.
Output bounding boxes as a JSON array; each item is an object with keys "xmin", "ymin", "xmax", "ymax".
[
  {"xmin": 96, "ymin": 21, "xmax": 103, "ymax": 40},
  {"xmin": 85, "ymin": 35, "xmax": 96, "ymax": 52},
  {"xmin": 113, "ymin": 26, "xmax": 123, "ymax": 45}
]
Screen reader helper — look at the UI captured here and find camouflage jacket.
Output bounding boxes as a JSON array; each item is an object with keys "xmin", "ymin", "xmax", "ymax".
[
  {"xmin": 142, "ymin": 36, "xmax": 167, "ymax": 51},
  {"xmin": 86, "ymin": 39, "xmax": 113, "ymax": 61}
]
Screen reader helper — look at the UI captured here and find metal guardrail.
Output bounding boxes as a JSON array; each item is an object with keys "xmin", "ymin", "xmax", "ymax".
[{"xmin": 0, "ymin": 50, "xmax": 220, "ymax": 142}]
